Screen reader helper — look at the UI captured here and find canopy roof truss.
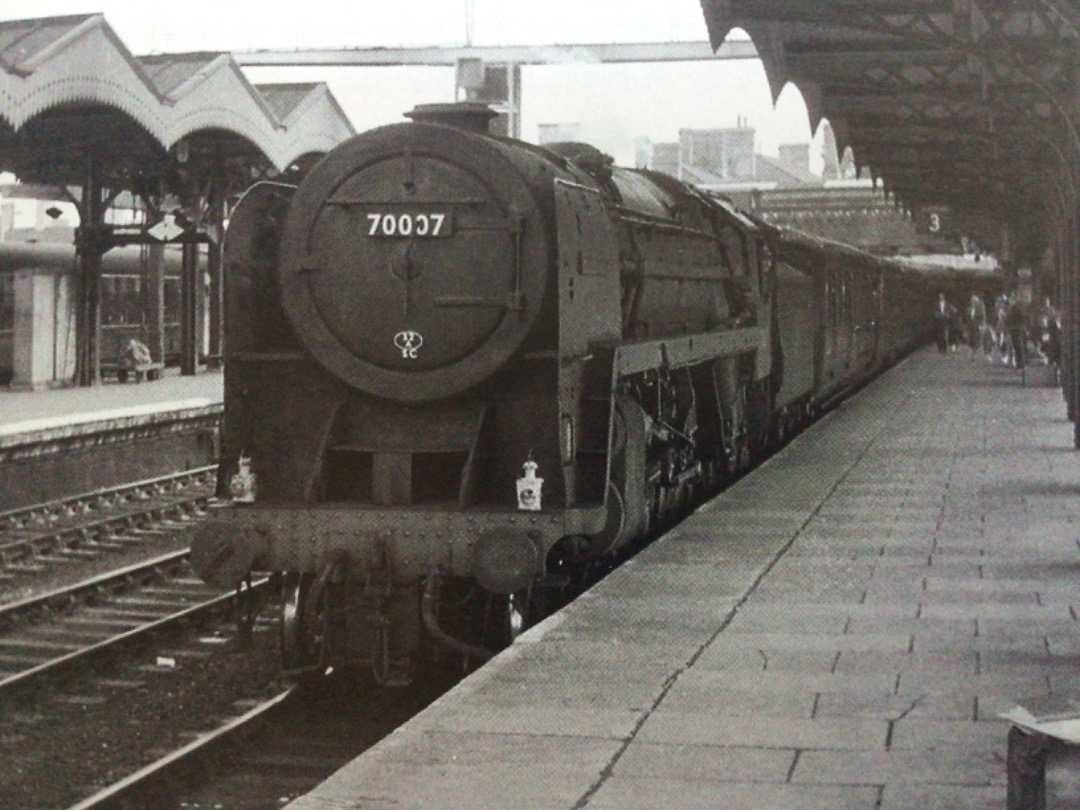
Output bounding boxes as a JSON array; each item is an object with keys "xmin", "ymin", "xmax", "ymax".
[{"xmin": 700, "ymin": 1, "xmax": 1080, "ymax": 264}]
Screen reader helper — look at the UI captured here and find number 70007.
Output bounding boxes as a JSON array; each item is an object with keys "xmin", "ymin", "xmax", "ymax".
[{"xmin": 366, "ymin": 212, "xmax": 449, "ymax": 237}]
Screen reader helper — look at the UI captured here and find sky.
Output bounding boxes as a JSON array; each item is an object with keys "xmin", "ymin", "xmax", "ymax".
[{"xmin": 1, "ymin": 1, "xmax": 824, "ymax": 170}]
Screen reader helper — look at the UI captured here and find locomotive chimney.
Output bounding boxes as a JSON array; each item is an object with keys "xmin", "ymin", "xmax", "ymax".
[{"xmin": 405, "ymin": 102, "xmax": 499, "ymax": 133}]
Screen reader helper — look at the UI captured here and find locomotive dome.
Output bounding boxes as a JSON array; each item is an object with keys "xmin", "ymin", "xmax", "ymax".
[{"xmin": 277, "ymin": 104, "xmax": 553, "ymax": 402}]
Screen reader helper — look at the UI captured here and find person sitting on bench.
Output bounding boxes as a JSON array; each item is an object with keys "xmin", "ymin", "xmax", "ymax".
[{"xmin": 118, "ymin": 338, "xmax": 157, "ymax": 382}]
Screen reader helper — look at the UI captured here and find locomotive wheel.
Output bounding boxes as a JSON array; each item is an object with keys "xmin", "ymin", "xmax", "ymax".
[
  {"xmin": 607, "ymin": 397, "xmax": 650, "ymax": 547},
  {"xmin": 281, "ymin": 573, "xmax": 314, "ymax": 672},
  {"xmin": 280, "ymin": 573, "xmax": 333, "ymax": 676},
  {"xmin": 703, "ymin": 459, "xmax": 726, "ymax": 494}
]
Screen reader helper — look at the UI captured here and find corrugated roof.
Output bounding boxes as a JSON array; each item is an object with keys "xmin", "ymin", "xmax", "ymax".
[
  {"xmin": 257, "ymin": 83, "xmax": 321, "ymax": 121},
  {"xmin": 0, "ymin": 14, "xmax": 92, "ymax": 73},
  {"xmin": 138, "ymin": 52, "xmax": 223, "ymax": 97},
  {"xmin": 0, "ymin": 14, "xmax": 354, "ymax": 183}
]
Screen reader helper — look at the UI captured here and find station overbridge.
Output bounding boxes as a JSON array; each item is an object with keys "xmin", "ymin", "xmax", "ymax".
[
  {"xmin": 234, "ymin": 39, "xmax": 759, "ymax": 67},
  {"xmin": 235, "ymin": 39, "xmax": 759, "ymax": 140}
]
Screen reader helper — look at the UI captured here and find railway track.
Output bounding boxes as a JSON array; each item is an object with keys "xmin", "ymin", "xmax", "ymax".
[
  {"xmin": 0, "ymin": 472, "xmax": 450, "ymax": 810},
  {"xmin": 0, "ymin": 532, "xmax": 450, "ymax": 810},
  {"xmin": 69, "ymin": 687, "xmax": 296, "ymax": 810},
  {"xmin": 0, "ymin": 551, "xmax": 268, "ymax": 693},
  {"xmin": 0, "ymin": 466, "xmax": 215, "ymax": 582},
  {"xmin": 70, "ymin": 669, "xmax": 456, "ymax": 810},
  {"xmin": 0, "ymin": 475, "xmax": 466, "ymax": 809}
]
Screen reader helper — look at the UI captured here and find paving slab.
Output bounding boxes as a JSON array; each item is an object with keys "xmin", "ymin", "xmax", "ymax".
[
  {"xmin": 586, "ymin": 778, "xmax": 884, "ymax": 810},
  {"xmin": 285, "ymin": 349, "xmax": 1080, "ymax": 809}
]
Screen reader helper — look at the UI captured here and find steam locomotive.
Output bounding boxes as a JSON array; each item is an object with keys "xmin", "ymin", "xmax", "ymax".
[{"xmin": 191, "ymin": 102, "xmax": 948, "ymax": 685}]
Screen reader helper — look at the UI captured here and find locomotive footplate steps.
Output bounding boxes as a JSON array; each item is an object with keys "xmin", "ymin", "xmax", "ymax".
[{"xmin": 283, "ymin": 349, "xmax": 1080, "ymax": 809}]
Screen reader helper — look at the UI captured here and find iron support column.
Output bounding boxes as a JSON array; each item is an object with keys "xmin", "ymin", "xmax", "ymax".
[
  {"xmin": 180, "ymin": 240, "xmax": 199, "ymax": 375},
  {"xmin": 74, "ymin": 159, "xmax": 103, "ymax": 387},
  {"xmin": 207, "ymin": 191, "xmax": 226, "ymax": 364},
  {"xmin": 144, "ymin": 243, "xmax": 166, "ymax": 366}
]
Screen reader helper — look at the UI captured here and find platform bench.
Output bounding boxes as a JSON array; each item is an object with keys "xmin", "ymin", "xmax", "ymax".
[{"xmin": 101, "ymin": 361, "xmax": 164, "ymax": 383}]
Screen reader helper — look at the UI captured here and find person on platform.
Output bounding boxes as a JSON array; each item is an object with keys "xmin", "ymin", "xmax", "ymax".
[
  {"xmin": 948, "ymin": 301, "xmax": 965, "ymax": 351},
  {"xmin": 1003, "ymin": 294, "xmax": 1029, "ymax": 370},
  {"xmin": 966, "ymin": 293, "xmax": 990, "ymax": 361},
  {"xmin": 934, "ymin": 293, "xmax": 956, "ymax": 353},
  {"xmin": 1035, "ymin": 299, "xmax": 1061, "ymax": 367},
  {"xmin": 992, "ymin": 293, "xmax": 1010, "ymax": 362},
  {"xmin": 120, "ymin": 338, "xmax": 152, "ymax": 370}
]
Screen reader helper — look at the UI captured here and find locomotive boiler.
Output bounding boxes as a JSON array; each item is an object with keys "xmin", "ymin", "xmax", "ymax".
[{"xmin": 191, "ymin": 102, "xmax": 901, "ymax": 685}]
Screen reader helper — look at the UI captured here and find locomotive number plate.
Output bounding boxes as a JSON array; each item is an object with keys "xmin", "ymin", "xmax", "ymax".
[{"xmin": 366, "ymin": 211, "xmax": 452, "ymax": 238}]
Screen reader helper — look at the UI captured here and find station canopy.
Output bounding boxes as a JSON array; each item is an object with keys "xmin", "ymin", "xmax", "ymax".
[
  {"xmin": 0, "ymin": 13, "xmax": 354, "ymax": 196},
  {"xmin": 699, "ymin": 1, "xmax": 1080, "ymax": 266}
]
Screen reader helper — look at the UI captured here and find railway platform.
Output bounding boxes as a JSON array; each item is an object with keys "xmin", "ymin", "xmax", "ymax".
[
  {"xmin": 287, "ymin": 347, "xmax": 1080, "ymax": 810},
  {"xmin": 0, "ymin": 369, "xmax": 223, "ymax": 510},
  {"xmin": 0, "ymin": 367, "xmax": 222, "ymax": 440}
]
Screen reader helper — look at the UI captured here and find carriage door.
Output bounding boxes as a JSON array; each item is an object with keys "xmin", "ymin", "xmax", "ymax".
[
  {"xmin": 840, "ymin": 269, "xmax": 855, "ymax": 371},
  {"xmin": 851, "ymin": 271, "xmax": 880, "ymax": 368},
  {"xmin": 824, "ymin": 266, "xmax": 850, "ymax": 383}
]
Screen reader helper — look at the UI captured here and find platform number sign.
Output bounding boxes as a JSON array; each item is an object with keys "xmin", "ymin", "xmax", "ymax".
[{"xmin": 917, "ymin": 206, "xmax": 953, "ymax": 238}]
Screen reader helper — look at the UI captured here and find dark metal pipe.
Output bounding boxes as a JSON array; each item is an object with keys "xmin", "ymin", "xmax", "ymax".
[{"xmin": 421, "ymin": 572, "xmax": 494, "ymax": 662}]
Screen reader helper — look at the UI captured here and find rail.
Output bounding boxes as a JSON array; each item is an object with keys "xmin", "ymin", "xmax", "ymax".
[
  {"xmin": 68, "ymin": 688, "xmax": 296, "ymax": 810},
  {"xmin": 0, "ymin": 466, "xmax": 216, "ymax": 533},
  {"xmin": 0, "ymin": 552, "xmax": 269, "ymax": 692},
  {"xmin": 0, "ymin": 467, "xmax": 215, "ymax": 574}
]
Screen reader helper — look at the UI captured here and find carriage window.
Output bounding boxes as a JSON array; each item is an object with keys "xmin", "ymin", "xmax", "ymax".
[
  {"xmin": 100, "ymin": 275, "xmax": 144, "ymax": 325},
  {"xmin": 164, "ymin": 277, "xmax": 181, "ymax": 327}
]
